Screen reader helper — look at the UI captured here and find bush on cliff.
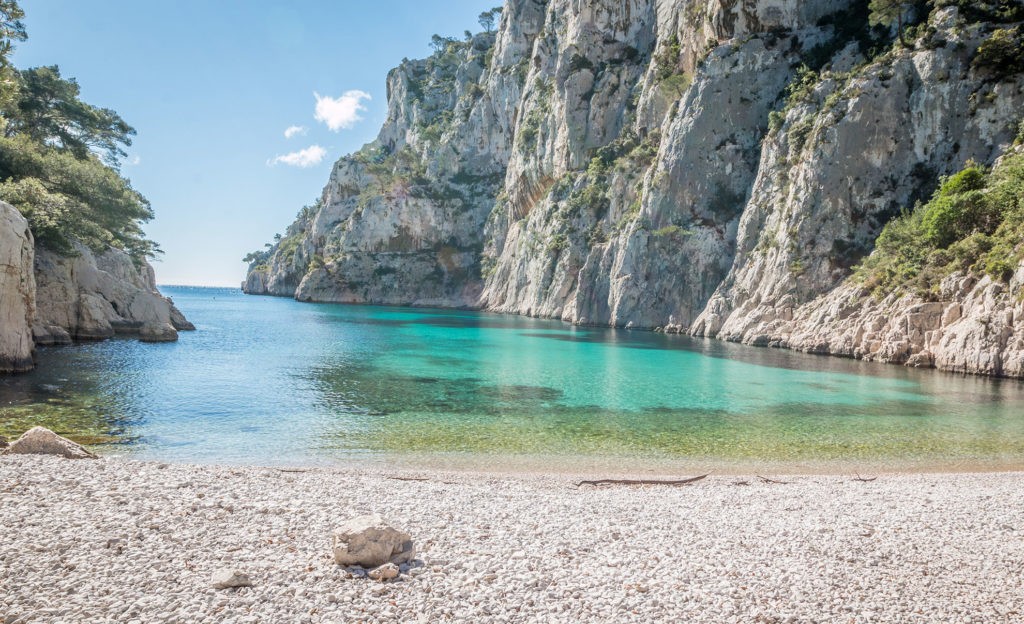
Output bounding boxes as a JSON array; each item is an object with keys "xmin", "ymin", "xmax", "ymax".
[{"xmin": 856, "ymin": 151, "xmax": 1024, "ymax": 296}]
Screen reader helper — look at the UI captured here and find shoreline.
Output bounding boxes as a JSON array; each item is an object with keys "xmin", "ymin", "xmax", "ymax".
[
  {"xmin": 99, "ymin": 447, "xmax": 1024, "ymax": 478},
  {"xmin": 3, "ymin": 455, "xmax": 1023, "ymax": 622}
]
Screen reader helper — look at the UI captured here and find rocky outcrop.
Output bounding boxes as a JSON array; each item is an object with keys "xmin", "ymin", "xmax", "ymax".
[
  {"xmin": 246, "ymin": 0, "xmax": 1024, "ymax": 377},
  {"xmin": 0, "ymin": 201, "xmax": 36, "ymax": 373},
  {"xmin": 2, "ymin": 426, "xmax": 98, "ymax": 459},
  {"xmin": 777, "ymin": 268, "xmax": 1024, "ymax": 377},
  {"xmin": 2, "ymin": 194, "xmax": 194, "ymax": 374},
  {"xmin": 33, "ymin": 243, "xmax": 194, "ymax": 344}
]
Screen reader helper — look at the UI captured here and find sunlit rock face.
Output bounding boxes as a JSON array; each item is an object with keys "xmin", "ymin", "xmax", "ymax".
[
  {"xmin": 246, "ymin": 1, "xmax": 1024, "ymax": 377},
  {"xmin": 0, "ymin": 201, "xmax": 36, "ymax": 373},
  {"xmin": 33, "ymin": 243, "xmax": 193, "ymax": 344}
]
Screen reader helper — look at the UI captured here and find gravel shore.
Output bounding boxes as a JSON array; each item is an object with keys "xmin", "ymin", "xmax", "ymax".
[{"xmin": 1, "ymin": 456, "xmax": 1022, "ymax": 623}]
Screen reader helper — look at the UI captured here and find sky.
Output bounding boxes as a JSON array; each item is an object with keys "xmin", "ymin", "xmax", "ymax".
[{"xmin": 13, "ymin": 0, "xmax": 497, "ymax": 286}]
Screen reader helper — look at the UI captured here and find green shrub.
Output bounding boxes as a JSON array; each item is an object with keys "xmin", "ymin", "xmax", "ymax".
[
  {"xmin": 855, "ymin": 152, "xmax": 1024, "ymax": 296},
  {"xmin": 972, "ymin": 26, "xmax": 1024, "ymax": 79}
]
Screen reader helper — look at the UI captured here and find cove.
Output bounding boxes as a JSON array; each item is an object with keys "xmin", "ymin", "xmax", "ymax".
[{"xmin": 2, "ymin": 286, "xmax": 1024, "ymax": 472}]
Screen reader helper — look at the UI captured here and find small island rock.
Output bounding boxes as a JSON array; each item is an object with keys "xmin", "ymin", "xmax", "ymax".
[
  {"xmin": 139, "ymin": 322, "xmax": 178, "ymax": 343},
  {"xmin": 2, "ymin": 426, "xmax": 97, "ymax": 459},
  {"xmin": 332, "ymin": 514, "xmax": 415, "ymax": 568}
]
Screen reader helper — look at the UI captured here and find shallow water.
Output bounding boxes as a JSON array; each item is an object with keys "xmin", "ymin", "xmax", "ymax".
[{"xmin": 2, "ymin": 286, "xmax": 1024, "ymax": 470}]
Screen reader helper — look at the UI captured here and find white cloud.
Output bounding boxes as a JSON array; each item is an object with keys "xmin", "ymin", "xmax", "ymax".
[
  {"xmin": 314, "ymin": 90, "xmax": 371, "ymax": 131},
  {"xmin": 284, "ymin": 125, "xmax": 307, "ymax": 139},
  {"xmin": 267, "ymin": 145, "xmax": 327, "ymax": 168}
]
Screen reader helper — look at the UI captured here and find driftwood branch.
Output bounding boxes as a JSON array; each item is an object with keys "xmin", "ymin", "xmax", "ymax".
[
  {"xmin": 757, "ymin": 475, "xmax": 791, "ymax": 485},
  {"xmin": 575, "ymin": 474, "xmax": 708, "ymax": 488},
  {"xmin": 852, "ymin": 474, "xmax": 878, "ymax": 482}
]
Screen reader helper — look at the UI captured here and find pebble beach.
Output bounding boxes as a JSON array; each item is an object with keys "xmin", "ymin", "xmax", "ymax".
[{"xmin": 2, "ymin": 455, "xmax": 1023, "ymax": 623}]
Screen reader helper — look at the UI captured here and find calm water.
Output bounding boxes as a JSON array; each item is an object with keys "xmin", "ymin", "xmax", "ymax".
[{"xmin": 2, "ymin": 286, "xmax": 1024, "ymax": 471}]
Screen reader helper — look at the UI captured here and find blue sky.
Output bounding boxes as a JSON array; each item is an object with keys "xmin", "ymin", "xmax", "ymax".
[{"xmin": 13, "ymin": 0, "xmax": 496, "ymax": 286}]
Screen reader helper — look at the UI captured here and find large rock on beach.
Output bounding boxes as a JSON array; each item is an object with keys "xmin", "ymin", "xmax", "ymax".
[
  {"xmin": 331, "ymin": 514, "xmax": 415, "ymax": 568},
  {"xmin": 2, "ymin": 426, "xmax": 97, "ymax": 459}
]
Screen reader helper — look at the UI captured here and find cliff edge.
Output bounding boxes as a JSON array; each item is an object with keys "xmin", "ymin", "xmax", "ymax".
[{"xmin": 246, "ymin": 0, "xmax": 1024, "ymax": 378}]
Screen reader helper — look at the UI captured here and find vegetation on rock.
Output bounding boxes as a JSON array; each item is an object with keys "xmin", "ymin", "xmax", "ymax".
[
  {"xmin": 856, "ymin": 146, "xmax": 1024, "ymax": 297},
  {"xmin": 0, "ymin": 1, "xmax": 155, "ymax": 259}
]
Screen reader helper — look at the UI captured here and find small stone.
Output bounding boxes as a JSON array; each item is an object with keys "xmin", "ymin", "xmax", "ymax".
[
  {"xmin": 368, "ymin": 563, "xmax": 400, "ymax": 581},
  {"xmin": 211, "ymin": 568, "xmax": 252, "ymax": 589},
  {"xmin": 2, "ymin": 426, "xmax": 97, "ymax": 459},
  {"xmin": 0, "ymin": 435, "xmax": 7, "ymax": 450}
]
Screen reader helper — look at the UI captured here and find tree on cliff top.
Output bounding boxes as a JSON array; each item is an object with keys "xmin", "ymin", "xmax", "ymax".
[
  {"xmin": 868, "ymin": 0, "xmax": 914, "ymax": 46},
  {"xmin": 0, "ymin": 1, "xmax": 157, "ymax": 259},
  {"xmin": 478, "ymin": 6, "xmax": 502, "ymax": 33},
  {"xmin": 5, "ymin": 66, "xmax": 136, "ymax": 168}
]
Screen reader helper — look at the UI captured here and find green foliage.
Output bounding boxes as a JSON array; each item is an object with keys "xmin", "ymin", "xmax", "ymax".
[
  {"xmin": 868, "ymin": 0, "xmax": 913, "ymax": 45},
  {"xmin": 654, "ymin": 34, "xmax": 681, "ymax": 81},
  {"xmin": 972, "ymin": 26, "xmax": 1024, "ymax": 80},
  {"xmin": 932, "ymin": 0, "xmax": 1024, "ymax": 23},
  {"xmin": 478, "ymin": 6, "xmax": 501, "ymax": 33},
  {"xmin": 0, "ymin": 0, "xmax": 25, "ymax": 70},
  {"xmin": 0, "ymin": 2, "xmax": 155, "ymax": 259},
  {"xmin": 855, "ymin": 153, "xmax": 1024, "ymax": 296},
  {"xmin": 659, "ymin": 73, "xmax": 691, "ymax": 100},
  {"xmin": 5, "ymin": 66, "xmax": 135, "ymax": 167},
  {"xmin": 568, "ymin": 54, "xmax": 594, "ymax": 73},
  {"xmin": 651, "ymin": 224, "xmax": 691, "ymax": 238},
  {"xmin": 0, "ymin": 134, "xmax": 154, "ymax": 256}
]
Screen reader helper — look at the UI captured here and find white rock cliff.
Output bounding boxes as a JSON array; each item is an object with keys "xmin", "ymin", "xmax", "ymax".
[
  {"xmin": 245, "ymin": 0, "xmax": 1024, "ymax": 378},
  {"xmin": 0, "ymin": 200, "xmax": 193, "ymax": 373}
]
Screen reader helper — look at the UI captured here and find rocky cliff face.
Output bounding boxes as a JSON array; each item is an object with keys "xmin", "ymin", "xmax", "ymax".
[
  {"xmin": 34, "ymin": 243, "xmax": 194, "ymax": 345},
  {"xmin": 0, "ymin": 202, "xmax": 193, "ymax": 374},
  {"xmin": 0, "ymin": 201, "xmax": 35, "ymax": 373},
  {"xmin": 246, "ymin": 0, "xmax": 1024, "ymax": 378}
]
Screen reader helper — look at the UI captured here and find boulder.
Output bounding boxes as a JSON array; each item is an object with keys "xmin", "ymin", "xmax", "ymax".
[
  {"xmin": 3, "ymin": 426, "xmax": 97, "ymax": 459},
  {"xmin": 32, "ymin": 324, "xmax": 73, "ymax": 346},
  {"xmin": 139, "ymin": 322, "xmax": 178, "ymax": 343},
  {"xmin": 210, "ymin": 568, "xmax": 252, "ymax": 589},
  {"xmin": 0, "ymin": 201, "xmax": 36, "ymax": 373},
  {"xmin": 331, "ymin": 514, "xmax": 415, "ymax": 568}
]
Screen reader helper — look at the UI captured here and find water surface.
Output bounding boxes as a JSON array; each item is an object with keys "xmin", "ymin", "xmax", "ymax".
[{"xmin": 2, "ymin": 287, "xmax": 1023, "ymax": 472}]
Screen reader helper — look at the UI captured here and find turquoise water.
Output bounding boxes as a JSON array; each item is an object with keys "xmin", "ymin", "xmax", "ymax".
[{"xmin": 2, "ymin": 286, "xmax": 1024, "ymax": 470}]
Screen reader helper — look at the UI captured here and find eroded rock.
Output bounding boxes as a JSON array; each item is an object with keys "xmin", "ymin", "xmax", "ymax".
[
  {"xmin": 331, "ymin": 514, "xmax": 415, "ymax": 568},
  {"xmin": 3, "ymin": 426, "xmax": 97, "ymax": 459},
  {"xmin": 139, "ymin": 322, "xmax": 178, "ymax": 343}
]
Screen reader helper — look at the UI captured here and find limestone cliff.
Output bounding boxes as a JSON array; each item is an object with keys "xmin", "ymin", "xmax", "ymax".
[
  {"xmin": 33, "ymin": 243, "xmax": 194, "ymax": 345},
  {"xmin": 0, "ymin": 201, "xmax": 194, "ymax": 374},
  {"xmin": 246, "ymin": 0, "xmax": 1024, "ymax": 378},
  {"xmin": 0, "ymin": 201, "xmax": 35, "ymax": 373}
]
